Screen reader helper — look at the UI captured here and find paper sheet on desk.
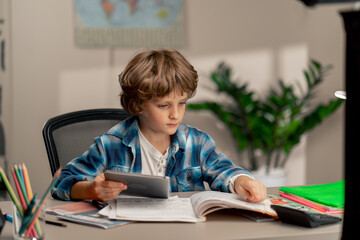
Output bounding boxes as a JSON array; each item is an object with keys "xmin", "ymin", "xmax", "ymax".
[
  {"xmin": 98, "ymin": 200, "xmax": 116, "ymax": 217},
  {"xmin": 99, "ymin": 196, "xmax": 205, "ymax": 223},
  {"xmin": 46, "ymin": 201, "xmax": 98, "ymax": 215}
]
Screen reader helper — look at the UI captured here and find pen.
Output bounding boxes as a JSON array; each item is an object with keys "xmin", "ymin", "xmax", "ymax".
[
  {"xmin": 37, "ymin": 217, "xmax": 67, "ymax": 227},
  {"xmin": 45, "ymin": 220, "xmax": 67, "ymax": 227},
  {"xmin": 3, "ymin": 213, "xmax": 13, "ymax": 223}
]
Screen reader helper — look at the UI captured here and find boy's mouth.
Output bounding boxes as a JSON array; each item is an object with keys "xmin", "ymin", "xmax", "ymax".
[{"xmin": 167, "ymin": 123, "xmax": 178, "ymax": 127}]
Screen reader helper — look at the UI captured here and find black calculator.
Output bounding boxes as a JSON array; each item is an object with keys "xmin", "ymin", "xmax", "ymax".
[{"xmin": 271, "ymin": 205, "xmax": 342, "ymax": 228}]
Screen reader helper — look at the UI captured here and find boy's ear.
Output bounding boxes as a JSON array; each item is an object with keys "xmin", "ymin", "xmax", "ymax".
[{"xmin": 135, "ymin": 106, "xmax": 144, "ymax": 115}]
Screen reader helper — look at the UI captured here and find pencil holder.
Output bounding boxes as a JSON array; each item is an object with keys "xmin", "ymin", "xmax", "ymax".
[{"xmin": 12, "ymin": 201, "xmax": 46, "ymax": 240}]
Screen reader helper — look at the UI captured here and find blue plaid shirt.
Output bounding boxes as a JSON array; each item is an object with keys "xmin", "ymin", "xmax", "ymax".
[{"xmin": 51, "ymin": 116, "xmax": 252, "ymax": 200}]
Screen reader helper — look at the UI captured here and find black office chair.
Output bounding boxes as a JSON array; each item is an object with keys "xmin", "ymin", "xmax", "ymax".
[{"xmin": 42, "ymin": 108, "xmax": 131, "ymax": 176}]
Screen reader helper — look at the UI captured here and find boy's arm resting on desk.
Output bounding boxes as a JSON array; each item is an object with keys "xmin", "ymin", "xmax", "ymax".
[{"xmin": 51, "ymin": 173, "xmax": 87, "ymax": 201}]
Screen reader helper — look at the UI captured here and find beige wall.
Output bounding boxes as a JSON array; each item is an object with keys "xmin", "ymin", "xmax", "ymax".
[
  {"xmin": 7, "ymin": 0, "xmax": 351, "ymax": 193},
  {"xmin": 306, "ymin": 4, "xmax": 347, "ymax": 184},
  {"xmin": 0, "ymin": 0, "xmax": 12, "ymax": 177}
]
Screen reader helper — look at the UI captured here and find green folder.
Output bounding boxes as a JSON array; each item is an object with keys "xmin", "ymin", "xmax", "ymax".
[{"xmin": 279, "ymin": 180, "xmax": 345, "ymax": 208}]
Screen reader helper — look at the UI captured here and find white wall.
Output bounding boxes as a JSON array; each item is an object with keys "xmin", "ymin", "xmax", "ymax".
[{"xmin": 7, "ymin": 0, "xmax": 350, "ymax": 193}]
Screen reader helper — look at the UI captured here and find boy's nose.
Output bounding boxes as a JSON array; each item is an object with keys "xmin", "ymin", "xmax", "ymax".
[{"xmin": 169, "ymin": 107, "xmax": 179, "ymax": 119}]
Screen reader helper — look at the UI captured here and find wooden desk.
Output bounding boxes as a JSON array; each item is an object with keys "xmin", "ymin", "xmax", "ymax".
[{"xmin": 0, "ymin": 188, "xmax": 342, "ymax": 240}]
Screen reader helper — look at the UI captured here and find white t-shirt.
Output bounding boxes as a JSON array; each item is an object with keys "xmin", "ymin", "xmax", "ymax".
[
  {"xmin": 138, "ymin": 128, "xmax": 168, "ymax": 176},
  {"xmin": 138, "ymin": 128, "xmax": 251, "ymax": 192}
]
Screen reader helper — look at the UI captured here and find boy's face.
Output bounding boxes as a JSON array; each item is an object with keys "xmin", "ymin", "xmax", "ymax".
[{"xmin": 138, "ymin": 89, "xmax": 188, "ymax": 138}]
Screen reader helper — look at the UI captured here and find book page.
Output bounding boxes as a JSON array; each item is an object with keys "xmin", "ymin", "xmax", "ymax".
[
  {"xmin": 113, "ymin": 196, "xmax": 205, "ymax": 222},
  {"xmin": 190, "ymin": 191, "xmax": 277, "ymax": 218}
]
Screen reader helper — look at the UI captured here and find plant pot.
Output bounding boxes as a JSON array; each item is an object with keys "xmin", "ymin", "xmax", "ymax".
[{"xmin": 251, "ymin": 166, "xmax": 287, "ymax": 187}]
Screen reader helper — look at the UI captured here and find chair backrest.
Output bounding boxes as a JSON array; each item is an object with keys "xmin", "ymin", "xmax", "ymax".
[{"xmin": 42, "ymin": 108, "xmax": 131, "ymax": 176}]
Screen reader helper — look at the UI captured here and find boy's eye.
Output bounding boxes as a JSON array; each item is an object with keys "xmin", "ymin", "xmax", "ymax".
[
  {"xmin": 180, "ymin": 101, "xmax": 187, "ymax": 105},
  {"xmin": 159, "ymin": 104, "xmax": 168, "ymax": 108}
]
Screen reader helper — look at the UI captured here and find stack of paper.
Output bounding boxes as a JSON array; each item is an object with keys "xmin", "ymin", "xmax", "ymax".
[{"xmin": 98, "ymin": 196, "xmax": 205, "ymax": 223}]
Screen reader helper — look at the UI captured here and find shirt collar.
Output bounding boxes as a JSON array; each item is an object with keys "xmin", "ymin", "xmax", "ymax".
[
  {"xmin": 171, "ymin": 124, "xmax": 187, "ymax": 153},
  {"xmin": 108, "ymin": 116, "xmax": 139, "ymax": 147},
  {"xmin": 109, "ymin": 116, "xmax": 186, "ymax": 153}
]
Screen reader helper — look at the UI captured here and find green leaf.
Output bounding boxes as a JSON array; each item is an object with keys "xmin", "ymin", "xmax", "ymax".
[
  {"xmin": 304, "ymin": 71, "xmax": 311, "ymax": 88},
  {"xmin": 187, "ymin": 60, "xmax": 344, "ymax": 171}
]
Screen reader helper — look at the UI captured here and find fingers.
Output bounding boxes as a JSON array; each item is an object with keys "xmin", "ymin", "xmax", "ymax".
[
  {"xmin": 92, "ymin": 174, "xmax": 128, "ymax": 202},
  {"xmin": 100, "ymin": 179, "xmax": 127, "ymax": 189},
  {"xmin": 94, "ymin": 173, "xmax": 127, "ymax": 190},
  {"xmin": 234, "ymin": 176, "xmax": 267, "ymax": 203},
  {"xmin": 245, "ymin": 181, "xmax": 267, "ymax": 202},
  {"xmin": 94, "ymin": 183, "xmax": 127, "ymax": 202},
  {"xmin": 96, "ymin": 190, "xmax": 123, "ymax": 202}
]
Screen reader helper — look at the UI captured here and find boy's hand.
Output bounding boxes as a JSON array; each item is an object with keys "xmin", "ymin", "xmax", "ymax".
[
  {"xmin": 70, "ymin": 173, "xmax": 127, "ymax": 201},
  {"xmin": 234, "ymin": 175, "xmax": 267, "ymax": 203},
  {"xmin": 90, "ymin": 173, "xmax": 127, "ymax": 202}
]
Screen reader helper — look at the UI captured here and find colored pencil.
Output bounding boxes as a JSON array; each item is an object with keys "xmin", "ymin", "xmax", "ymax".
[
  {"xmin": 22, "ymin": 163, "xmax": 34, "ymax": 199},
  {"xmin": 22, "ymin": 194, "xmax": 39, "ymax": 238},
  {"xmin": 23, "ymin": 172, "xmax": 61, "ymax": 237},
  {"xmin": 14, "ymin": 164, "xmax": 39, "ymax": 237},
  {"xmin": 14, "ymin": 164, "xmax": 30, "ymax": 205},
  {"xmin": 11, "ymin": 165, "xmax": 27, "ymax": 210},
  {"xmin": 22, "ymin": 167, "xmax": 62, "ymax": 237},
  {"xmin": 23, "ymin": 195, "xmax": 37, "ymax": 218},
  {"xmin": 0, "ymin": 167, "xmax": 23, "ymax": 216},
  {"xmin": 22, "ymin": 162, "xmax": 42, "ymax": 236},
  {"xmin": 2, "ymin": 165, "xmax": 36, "ymax": 237},
  {"xmin": 18, "ymin": 164, "xmax": 26, "ymax": 194}
]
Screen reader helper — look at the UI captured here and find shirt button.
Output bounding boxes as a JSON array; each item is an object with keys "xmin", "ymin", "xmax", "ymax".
[{"xmin": 158, "ymin": 168, "xmax": 162, "ymax": 173}]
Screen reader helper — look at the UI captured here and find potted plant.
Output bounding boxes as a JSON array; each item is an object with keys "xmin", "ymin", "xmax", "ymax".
[{"xmin": 187, "ymin": 60, "xmax": 344, "ymax": 183}]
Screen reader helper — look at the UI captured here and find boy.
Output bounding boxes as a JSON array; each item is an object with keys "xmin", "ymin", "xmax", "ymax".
[{"xmin": 52, "ymin": 49, "xmax": 267, "ymax": 203}]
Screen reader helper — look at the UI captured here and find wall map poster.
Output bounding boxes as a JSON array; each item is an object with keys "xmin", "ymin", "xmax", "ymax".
[{"xmin": 74, "ymin": 0, "xmax": 184, "ymax": 47}]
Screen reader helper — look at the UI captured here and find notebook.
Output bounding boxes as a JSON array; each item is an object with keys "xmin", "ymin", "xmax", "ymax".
[{"xmin": 279, "ymin": 180, "xmax": 344, "ymax": 208}]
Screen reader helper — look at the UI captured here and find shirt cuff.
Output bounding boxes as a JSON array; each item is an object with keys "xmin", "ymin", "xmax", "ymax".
[{"xmin": 228, "ymin": 174, "xmax": 254, "ymax": 194}]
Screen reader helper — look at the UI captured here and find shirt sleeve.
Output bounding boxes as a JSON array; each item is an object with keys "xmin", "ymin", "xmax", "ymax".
[
  {"xmin": 51, "ymin": 136, "xmax": 107, "ymax": 201},
  {"xmin": 228, "ymin": 174, "xmax": 254, "ymax": 194},
  {"xmin": 196, "ymin": 131, "xmax": 253, "ymax": 193}
]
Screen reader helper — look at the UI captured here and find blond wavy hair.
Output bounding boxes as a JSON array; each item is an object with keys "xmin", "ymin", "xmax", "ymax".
[{"xmin": 119, "ymin": 48, "xmax": 198, "ymax": 115}]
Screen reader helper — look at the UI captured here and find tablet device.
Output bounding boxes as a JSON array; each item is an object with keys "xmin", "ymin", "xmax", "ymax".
[{"xmin": 104, "ymin": 170, "xmax": 170, "ymax": 198}]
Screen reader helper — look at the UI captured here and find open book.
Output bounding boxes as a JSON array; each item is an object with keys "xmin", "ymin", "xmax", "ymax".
[{"xmin": 99, "ymin": 191, "xmax": 278, "ymax": 223}]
